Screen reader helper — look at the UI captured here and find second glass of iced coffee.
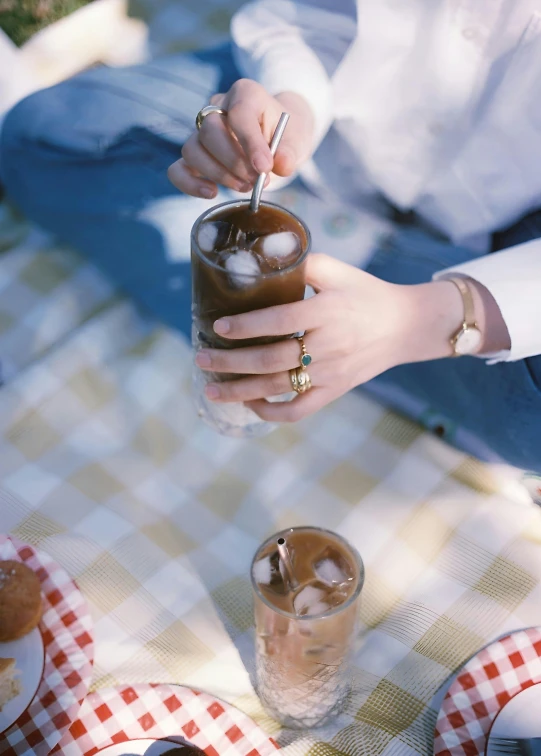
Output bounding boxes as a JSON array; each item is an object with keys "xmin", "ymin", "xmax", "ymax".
[
  {"xmin": 252, "ymin": 527, "xmax": 364, "ymax": 729},
  {"xmin": 191, "ymin": 198, "xmax": 311, "ymax": 437}
]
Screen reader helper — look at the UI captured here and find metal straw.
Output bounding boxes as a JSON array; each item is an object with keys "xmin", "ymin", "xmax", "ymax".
[
  {"xmin": 250, "ymin": 112, "xmax": 290, "ymax": 213},
  {"xmin": 276, "ymin": 536, "xmax": 299, "ymax": 590}
]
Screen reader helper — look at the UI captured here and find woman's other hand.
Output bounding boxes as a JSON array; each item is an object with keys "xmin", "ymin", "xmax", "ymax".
[{"xmin": 167, "ymin": 82, "xmax": 314, "ymax": 199}]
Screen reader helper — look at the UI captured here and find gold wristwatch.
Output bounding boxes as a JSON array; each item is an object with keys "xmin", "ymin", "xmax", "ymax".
[{"xmin": 448, "ymin": 277, "xmax": 483, "ymax": 356}]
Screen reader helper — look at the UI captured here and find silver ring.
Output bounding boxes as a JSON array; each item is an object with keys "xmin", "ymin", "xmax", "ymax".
[{"xmin": 196, "ymin": 105, "xmax": 228, "ymax": 130}]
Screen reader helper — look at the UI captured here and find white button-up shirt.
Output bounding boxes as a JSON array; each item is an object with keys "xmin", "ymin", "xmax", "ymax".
[{"xmin": 232, "ymin": 0, "xmax": 541, "ymax": 362}]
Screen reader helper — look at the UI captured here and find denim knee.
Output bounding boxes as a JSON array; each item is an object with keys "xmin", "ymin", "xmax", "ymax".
[
  {"xmin": 2, "ymin": 80, "xmax": 103, "ymax": 158},
  {"xmin": 1, "ymin": 89, "xmax": 48, "ymax": 187},
  {"xmin": 1, "ymin": 81, "xmax": 104, "ymax": 207}
]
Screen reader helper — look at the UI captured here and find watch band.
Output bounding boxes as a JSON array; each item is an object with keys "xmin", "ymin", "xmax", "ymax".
[{"xmin": 448, "ymin": 277, "xmax": 477, "ymax": 328}]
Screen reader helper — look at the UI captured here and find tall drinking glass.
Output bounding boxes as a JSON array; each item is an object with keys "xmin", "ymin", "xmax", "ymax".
[
  {"xmin": 191, "ymin": 199, "xmax": 311, "ymax": 437},
  {"xmin": 251, "ymin": 526, "xmax": 364, "ymax": 729}
]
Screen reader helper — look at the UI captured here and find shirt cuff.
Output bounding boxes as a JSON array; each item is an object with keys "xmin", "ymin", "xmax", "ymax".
[{"xmin": 434, "ymin": 238, "xmax": 541, "ymax": 363}]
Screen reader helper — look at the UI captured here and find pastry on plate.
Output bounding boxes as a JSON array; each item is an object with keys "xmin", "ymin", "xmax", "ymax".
[
  {"xmin": 0, "ymin": 560, "xmax": 42, "ymax": 642},
  {"xmin": 0, "ymin": 658, "xmax": 21, "ymax": 711}
]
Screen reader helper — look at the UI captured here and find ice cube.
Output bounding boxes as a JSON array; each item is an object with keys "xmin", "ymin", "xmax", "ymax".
[
  {"xmin": 269, "ymin": 550, "xmax": 287, "ymax": 592},
  {"xmin": 293, "ymin": 583, "xmax": 330, "ymax": 617},
  {"xmin": 198, "ymin": 221, "xmax": 220, "ymax": 253},
  {"xmin": 260, "ymin": 231, "xmax": 300, "ymax": 264},
  {"xmin": 314, "ymin": 558, "xmax": 349, "ymax": 587},
  {"xmin": 253, "ymin": 555, "xmax": 272, "ymax": 585},
  {"xmin": 198, "ymin": 221, "xmax": 238, "ymax": 253},
  {"xmin": 254, "ymin": 551, "xmax": 288, "ymax": 594},
  {"xmin": 314, "ymin": 546, "xmax": 355, "ymax": 588},
  {"xmin": 225, "ymin": 249, "xmax": 260, "ymax": 287}
]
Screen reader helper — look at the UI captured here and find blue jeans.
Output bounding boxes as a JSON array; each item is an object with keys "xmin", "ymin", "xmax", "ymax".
[{"xmin": 1, "ymin": 45, "xmax": 541, "ymax": 472}]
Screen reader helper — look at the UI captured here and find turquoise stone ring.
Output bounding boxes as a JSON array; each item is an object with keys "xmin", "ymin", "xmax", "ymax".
[{"xmin": 296, "ymin": 335, "xmax": 312, "ymax": 371}]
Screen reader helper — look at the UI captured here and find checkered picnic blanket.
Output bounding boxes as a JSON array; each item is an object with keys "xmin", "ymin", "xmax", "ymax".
[
  {"xmin": 2, "ymin": 3, "xmax": 541, "ymax": 755},
  {"xmin": 2, "ymin": 281, "xmax": 541, "ymax": 755}
]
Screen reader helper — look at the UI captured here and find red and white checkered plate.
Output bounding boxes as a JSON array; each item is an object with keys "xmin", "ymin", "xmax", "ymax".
[
  {"xmin": 0, "ymin": 534, "xmax": 94, "ymax": 755},
  {"xmin": 434, "ymin": 627, "xmax": 541, "ymax": 756},
  {"xmin": 51, "ymin": 684, "xmax": 281, "ymax": 756}
]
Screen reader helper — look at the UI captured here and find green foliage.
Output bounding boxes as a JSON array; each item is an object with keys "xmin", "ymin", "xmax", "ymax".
[{"xmin": 0, "ymin": 0, "xmax": 93, "ymax": 46}]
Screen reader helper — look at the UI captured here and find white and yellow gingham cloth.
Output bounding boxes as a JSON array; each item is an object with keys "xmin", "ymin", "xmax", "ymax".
[{"xmin": 2, "ymin": 284, "xmax": 541, "ymax": 756}]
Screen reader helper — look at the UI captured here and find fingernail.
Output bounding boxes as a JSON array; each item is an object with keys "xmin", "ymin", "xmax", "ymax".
[
  {"xmin": 214, "ymin": 318, "xmax": 230, "ymax": 335},
  {"xmin": 238, "ymin": 181, "xmax": 252, "ymax": 192},
  {"xmin": 200, "ymin": 186, "xmax": 215, "ymax": 199},
  {"xmin": 253, "ymin": 152, "xmax": 272, "ymax": 174},
  {"xmin": 205, "ymin": 384, "xmax": 220, "ymax": 400},
  {"xmin": 196, "ymin": 350, "xmax": 211, "ymax": 368}
]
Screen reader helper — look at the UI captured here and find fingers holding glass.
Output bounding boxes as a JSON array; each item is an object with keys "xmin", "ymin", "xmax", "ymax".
[
  {"xmin": 213, "ymin": 297, "xmax": 323, "ymax": 340},
  {"xmin": 204, "ymin": 371, "xmax": 292, "ymax": 403},
  {"xmin": 203, "ymin": 360, "xmax": 329, "ymax": 403},
  {"xmin": 195, "ymin": 333, "xmax": 317, "ymax": 375}
]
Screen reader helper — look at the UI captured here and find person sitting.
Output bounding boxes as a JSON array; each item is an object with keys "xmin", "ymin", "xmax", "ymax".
[{"xmin": 1, "ymin": 0, "xmax": 540, "ymax": 472}]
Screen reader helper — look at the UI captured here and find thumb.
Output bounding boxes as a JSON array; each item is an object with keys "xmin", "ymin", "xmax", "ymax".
[
  {"xmin": 272, "ymin": 108, "xmax": 313, "ymax": 176},
  {"xmin": 272, "ymin": 93, "xmax": 315, "ymax": 175},
  {"xmin": 273, "ymin": 132, "xmax": 301, "ymax": 177},
  {"xmin": 306, "ymin": 254, "xmax": 363, "ymax": 292}
]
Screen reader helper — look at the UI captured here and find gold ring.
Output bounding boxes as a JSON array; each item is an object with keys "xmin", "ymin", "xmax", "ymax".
[
  {"xmin": 289, "ymin": 367, "xmax": 312, "ymax": 394},
  {"xmin": 196, "ymin": 105, "xmax": 228, "ymax": 130},
  {"xmin": 296, "ymin": 335, "xmax": 312, "ymax": 370}
]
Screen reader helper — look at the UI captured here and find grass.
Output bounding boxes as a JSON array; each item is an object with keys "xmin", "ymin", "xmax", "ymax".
[{"xmin": 0, "ymin": 0, "xmax": 93, "ymax": 46}]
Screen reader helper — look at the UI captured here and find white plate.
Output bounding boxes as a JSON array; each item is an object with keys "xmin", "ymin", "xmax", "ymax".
[
  {"xmin": 0, "ymin": 626, "xmax": 45, "ymax": 733},
  {"xmin": 486, "ymin": 683, "xmax": 541, "ymax": 756},
  {"xmin": 96, "ymin": 739, "xmax": 200, "ymax": 755}
]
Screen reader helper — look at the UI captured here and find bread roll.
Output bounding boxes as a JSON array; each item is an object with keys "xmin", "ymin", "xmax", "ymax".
[{"xmin": 0, "ymin": 560, "xmax": 42, "ymax": 642}]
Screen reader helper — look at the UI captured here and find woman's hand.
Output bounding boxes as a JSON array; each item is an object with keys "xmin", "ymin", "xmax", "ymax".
[
  {"xmin": 195, "ymin": 254, "xmax": 467, "ymax": 423},
  {"xmin": 167, "ymin": 81, "xmax": 314, "ymax": 199}
]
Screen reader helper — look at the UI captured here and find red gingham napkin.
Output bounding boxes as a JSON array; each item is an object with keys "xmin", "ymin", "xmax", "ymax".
[
  {"xmin": 434, "ymin": 627, "xmax": 541, "ymax": 756},
  {"xmin": 0, "ymin": 534, "xmax": 94, "ymax": 756},
  {"xmin": 51, "ymin": 684, "xmax": 281, "ymax": 756}
]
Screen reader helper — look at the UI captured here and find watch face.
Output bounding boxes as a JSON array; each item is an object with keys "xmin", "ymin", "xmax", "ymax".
[{"xmin": 455, "ymin": 327, "xmax": 482, "ymax": 355}]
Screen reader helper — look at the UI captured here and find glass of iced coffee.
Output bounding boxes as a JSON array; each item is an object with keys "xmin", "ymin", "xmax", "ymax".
[
  {"xmin": 191, "ymin": 199, "xmax": 310, "ymax": 437},
  {"xmin": 251, "ymin": 526, "xmax": 364, "ymax": 729}
]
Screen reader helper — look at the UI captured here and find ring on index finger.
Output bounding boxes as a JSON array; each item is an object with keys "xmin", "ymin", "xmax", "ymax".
[{"xmin": 196, "ymin": 105, "xmax": 228, "ymax": 130}]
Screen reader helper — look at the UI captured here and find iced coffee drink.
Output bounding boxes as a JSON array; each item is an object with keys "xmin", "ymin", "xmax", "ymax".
[
  {"xmin": 251, "ymin": 527, "xmax": 364, "ymax": 729},
  {"xmin": 191, "ymin": 199, "xmax": 310, "ymax": 437}
]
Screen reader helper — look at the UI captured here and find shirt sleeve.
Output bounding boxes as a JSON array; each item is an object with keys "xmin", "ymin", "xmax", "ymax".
[
  {"xmin": 434, "ymin": 238, "xmax": 541, "ymax": 363},
  {"xmin": 231, "ymin": 0, "xmax": 357, "ymax": 150}
]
